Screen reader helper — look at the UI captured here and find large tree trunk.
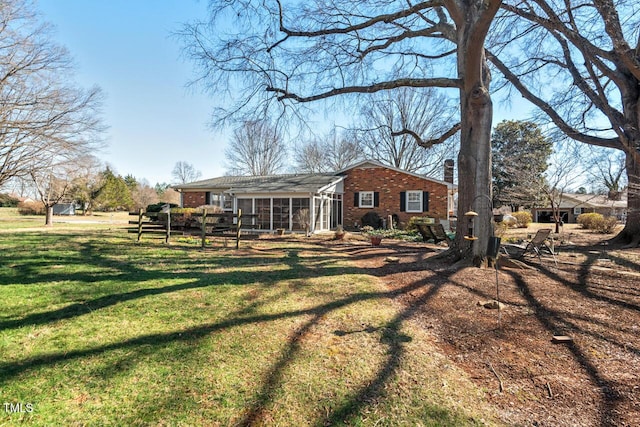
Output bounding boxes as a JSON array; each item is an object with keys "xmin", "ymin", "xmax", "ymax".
[
  {"xmin": 448, "ymin": 0, "xmax": 500, "ymax": 266},
  {"xmin": 612, "ymin": 149, "xmax": 640, "ymax": 247}
]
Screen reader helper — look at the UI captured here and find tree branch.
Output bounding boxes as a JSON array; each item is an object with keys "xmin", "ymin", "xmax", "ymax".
[
  {"xmin": 391, "ymin": 122, "xmax": 460, "ymax": 148},
  {"xmin": 266, "ymin": 78, "xmax": 461, "ymax": 103}
]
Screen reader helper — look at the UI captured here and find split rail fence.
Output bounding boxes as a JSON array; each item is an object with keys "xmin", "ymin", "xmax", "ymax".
[{"xmin": 128, "ymin": 209, "xmax": 258, "ymax": 249}]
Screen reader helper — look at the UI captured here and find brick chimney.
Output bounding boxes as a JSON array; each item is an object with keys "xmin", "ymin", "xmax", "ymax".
[{"xmin": 444, "ymin": 159, "xmax": 454, "ymax": 184}]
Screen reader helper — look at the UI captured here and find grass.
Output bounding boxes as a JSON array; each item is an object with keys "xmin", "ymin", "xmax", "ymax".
[{"xmin": 0, "ymin": 211, "xmax": 499, "ymax": 426}]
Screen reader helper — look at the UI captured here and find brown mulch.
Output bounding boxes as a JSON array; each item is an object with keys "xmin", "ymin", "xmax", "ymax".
[{"xmin": 322, "ymin": 231, "xmax": 640, "ymax": 427}]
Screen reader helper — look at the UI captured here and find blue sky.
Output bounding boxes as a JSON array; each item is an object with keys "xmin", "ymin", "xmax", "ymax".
[
  {"xmin": 38, "ymin": 0, "xmax": 224, "ymax": 185},
  {"xmin": 37, "ymin": 0, "xmax": 531, "ymax": 186}
]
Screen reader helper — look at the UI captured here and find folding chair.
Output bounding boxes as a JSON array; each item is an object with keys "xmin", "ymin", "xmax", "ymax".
[{"xmin": 516, "ymin": 228, "xmax": 557, "ymax": 266}]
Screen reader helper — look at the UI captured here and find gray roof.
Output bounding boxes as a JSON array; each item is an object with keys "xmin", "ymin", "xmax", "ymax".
[{"xmin": 173, "ymin": 173, "xmax": 342, "ymax": 194}]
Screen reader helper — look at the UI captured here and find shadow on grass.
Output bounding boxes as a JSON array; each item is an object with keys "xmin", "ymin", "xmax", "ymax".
[
  {"xmin": 0, "ymin": 236, "xmax": 362, "ymax": 330},
  {"xmin": 0, "ymin": 231, "xmax": 478, "ymax": 425}
]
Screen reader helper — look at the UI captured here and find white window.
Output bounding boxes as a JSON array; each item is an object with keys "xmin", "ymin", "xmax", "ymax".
[
  {"xmin": 222, "ymin": 195, "xmax": 233, "ymax": 211},
  {"xmin": 406, "ymin": 190, "xmax": 422, "ymax": 213},
  {"xmin": 359, "ymin": 191, "xmax": 374, "ymax": 208}
]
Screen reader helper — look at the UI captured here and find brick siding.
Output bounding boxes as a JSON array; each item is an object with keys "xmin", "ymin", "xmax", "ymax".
[
  {"xmin": 182, "ymin": 191, "xmax": 207, "ymax": 208},
  {"xmin": 342, "ymin": 165, "xmax": 449, "ymax": 229}
]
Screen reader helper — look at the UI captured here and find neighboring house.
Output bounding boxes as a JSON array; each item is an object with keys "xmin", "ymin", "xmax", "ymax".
[
  {"xmin": 531, "ymin": 192, "xmax": 627, "ymax": 224},
  {"xmin": 173, "ymin": 160, "xmax": 457, "ymax": 233},
  {"xmin": 53, "ymin": 202, "xmax": 76, "ymax": 215}
]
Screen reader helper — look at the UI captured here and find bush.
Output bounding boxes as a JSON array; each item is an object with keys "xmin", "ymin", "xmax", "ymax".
[
  {"xmin": 512, "ymin": 211, "xmax": 532, "ymax": 228},
  {"xmin": 361, "ymin": 211, "xmax": 383, "ymax": 228},
  {"xmin": 592, "ymin": 216, "xmax": 618, "ymax": 234},
  {"xmin": 17, "ymin": 200, "xmax": 46, "ymax": 215},
  {"xmin": 0, "ymin": 193, "xmax": 20, "ymax": 207},
  {"xmin": 198, "ymin": 205, "xmax": 224, "ymax": 214},
  {"xmin": 145, "ymin": 202, "xmax": 179, "ymax": 213},
  {"xmin": 170, "ymin": 207, "xmax": 198, "ymax": 216},
  {"xmin": 405, "ymin": 216, "xmax": 434, "ymax": 231},
  {"xmin": 577, "ymin": 212, "xmax": 602, "ymax": 230}
]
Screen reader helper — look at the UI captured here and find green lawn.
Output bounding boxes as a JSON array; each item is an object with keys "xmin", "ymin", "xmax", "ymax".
[{"xmin": 0, "ymin": 226, "xmax": 498, "ymax": 426}]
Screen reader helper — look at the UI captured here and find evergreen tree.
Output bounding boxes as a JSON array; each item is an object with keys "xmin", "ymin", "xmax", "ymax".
[
  {"xmin": 492, "ymin": 120, "xmax": 552, "ymax": 210},
  {"xmin": 95, "ymin": 168, "xmax": 134, "ymax": 211}
]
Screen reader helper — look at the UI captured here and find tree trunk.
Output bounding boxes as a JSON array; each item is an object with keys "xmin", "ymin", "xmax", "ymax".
[
  {"xmin": 611, "ymin": 149, "xmax": 640, "ymax": 247},
  {"xmin": 449, "ymin": 0, "xmax": 500, "ymax": 267},
  {"xmin": 45, "ymin": 205, "xmax": 54, "ymax": 226}
]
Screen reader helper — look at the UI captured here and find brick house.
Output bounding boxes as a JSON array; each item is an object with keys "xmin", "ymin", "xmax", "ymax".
[
  {"xmin": 338, "ymin": 160, "xmax": 456, "ymax": 229},
  {"xmin": 173, "ymin": 160, "xmax": 456, "ymax": 233}
]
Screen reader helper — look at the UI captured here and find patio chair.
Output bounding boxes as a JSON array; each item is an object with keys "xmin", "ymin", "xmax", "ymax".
[{"xmin": 510, "ymin": 228, "xmax": 557, "ymax": 266}]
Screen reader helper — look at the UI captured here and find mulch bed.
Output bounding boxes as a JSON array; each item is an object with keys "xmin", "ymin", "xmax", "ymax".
[{"xmin": 323, "ymin": 234, "xmax": 640, "ymax": 427}]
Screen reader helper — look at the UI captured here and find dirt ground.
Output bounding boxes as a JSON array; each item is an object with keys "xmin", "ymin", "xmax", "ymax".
[{"xmin": 316, "ymin": 224, "xmax": 640, "ymax": 426}]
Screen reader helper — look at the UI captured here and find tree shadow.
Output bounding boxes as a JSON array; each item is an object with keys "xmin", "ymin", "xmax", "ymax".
[{"xmin": 504, "ymin": 268, "xmax": 627, "ymax": 426}]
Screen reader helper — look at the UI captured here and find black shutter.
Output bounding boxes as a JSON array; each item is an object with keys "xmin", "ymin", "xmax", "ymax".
[
  {"xmin": 423, "ymin": 191, "xmax": 429, "ymax": 212},
  {"xmin": 354, "ymin": 192, "xmax": 359, "ymax": 207},
  {"xmin": 400, "ymin": 192, "xmax": 406, "ymax": 212},
  {"xmin": 374, "ymin": 192, "xmax": 380, "ymax": 207}
]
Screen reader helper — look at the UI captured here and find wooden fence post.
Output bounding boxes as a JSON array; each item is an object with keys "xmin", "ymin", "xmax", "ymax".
[
  {"xmin": 165, "ymin": 208, "xmax": 171, "ymax": 244},
  {"xmin": 137, "ymin": 208, "xmax": 143, "ymax": 241},
  {"xmin": 236, "ymin": 209, "xmax": 242, "ymax": 249},
  {"xmin": 201, "ymin": 209, "xmax": 207, "ymax": 249}
]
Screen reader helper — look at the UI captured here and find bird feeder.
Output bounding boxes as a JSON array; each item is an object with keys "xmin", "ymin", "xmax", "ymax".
[{"xmin": 463, "ymin": 210, "xmax": 478, "ymax": 240}]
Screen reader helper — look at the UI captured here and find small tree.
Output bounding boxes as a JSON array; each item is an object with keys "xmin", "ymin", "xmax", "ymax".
[
  {"xmin": 31, "ymin": 167, "xmax": 72, "ymax": 226},
  {"xmin": 543, "ymin": 145, "xmax": 583, "ymax": 233},
  {"xmin": 95, "ymin": 168, "xmax": 134, "ymax": 211}
]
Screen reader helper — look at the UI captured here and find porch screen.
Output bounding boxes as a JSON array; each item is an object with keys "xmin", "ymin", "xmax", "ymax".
[
  {"xmin": 255, "ymin": 198, "xmax": 271, "ymax": 229},
  {"xmin": 237, "ymin": 199, "xmax": 254, "ymax": 226},
  {"xmin": 292, "ymin": 198, "xmax": 310, "ymax": 230},
  {"xmin": 273, "ymin": 198, "xmax": 290, "ymax": 229}
]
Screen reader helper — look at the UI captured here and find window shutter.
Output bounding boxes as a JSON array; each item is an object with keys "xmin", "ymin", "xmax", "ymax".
[
  {"xmin": 423, "ymin": 191, "xmax": 429, "ymax": 212},
  {"xmin": 374, "ymin": 192, "xmax": 380, "ymax": 207},
  {"xmin": 354, "ymin": 192, "xmax": 359, "ymax": 207},
  {"xmin": 400, "ymin": 192, "xmax": 406, "ymax": 212}
]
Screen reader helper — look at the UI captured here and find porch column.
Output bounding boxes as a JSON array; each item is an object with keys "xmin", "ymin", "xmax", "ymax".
[{"xmin": 309, "ymin": 194, "xmax": 315, "ymax": 233}]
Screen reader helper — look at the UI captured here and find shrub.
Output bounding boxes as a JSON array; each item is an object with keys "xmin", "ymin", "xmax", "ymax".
[
  {"xmin": 577, "ymin": 212, "xmax": 602, "ymax": 230},
  {"xmin": 405, "ymin": 216, "xmax": 434, "ymax": 231},
  {"xmin": 145, "ymin": 202, "xmax": 179, "ymax": 213},
  {"xmin": 198, "ymin": 205, "xmax": 224, "ymax": 214},
  {"xmin": 0, "ymin": 193, "xmax": 20, "ymax": 207},
  {"xmin": 17, "ymin": 200, "xmax": 46, "ymax": 215},
  {"xmin": 592, "ymin": 216, "xmax": 618, "ymax": 234},
  {"xmin": 512, "ymin": 211, "xmax": 532, "ymax": 228},
  {"xmin": 170, "ymin": 207, "xmax": 198, "ymax": 216},
  {"xmin": 361, "ymin": 211, "xmax": 382, "ymax": 228}
]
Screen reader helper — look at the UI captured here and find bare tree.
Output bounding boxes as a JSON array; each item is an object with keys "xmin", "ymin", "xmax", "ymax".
[
  {"xmin": 30, "ymin": 160, "xmax": 76, "ymax": 226},
  {"xmin": 181, "ymin": 0, "xmax": 502, "ymax": 264},
  {"xmin": 542, "ymin": 143, "xmax": 583, "ymax": 233},
  {"xmin": 226, "ymin": 119, "xmax": 288, "ymax": 175},
  {"xmin": 172, "ymin": 161, "xmax": 202, "ymax": 184},
  {"xmin": 294, "ymin": 128, "xmax": 363, "ymax": 173},
  {"xmin": 350, "ymin": 87, "xmax": 459, "ymax": 175},
  {"xmin": 584, "ymin": 148, "xmax": 627, "ymax": 199},
  {"xmin": 131, "ymin": 179, "xmax": 160, "ymax": 210},
  {"xmin": 490, "ymin": 0, "xmax": 640, "ymax": 246},
  {"xmin": 0, "ymin": 0, "xmax": 105, "ymax": 188},
  {"xmin": 68, "ymin": 155, "xmax": 104, "ymax": 215}
]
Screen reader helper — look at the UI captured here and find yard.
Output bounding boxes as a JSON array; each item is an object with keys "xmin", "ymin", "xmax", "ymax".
[{"xmin": 0, "ymin": 210, "xmax": 638, "ymax": 426}]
